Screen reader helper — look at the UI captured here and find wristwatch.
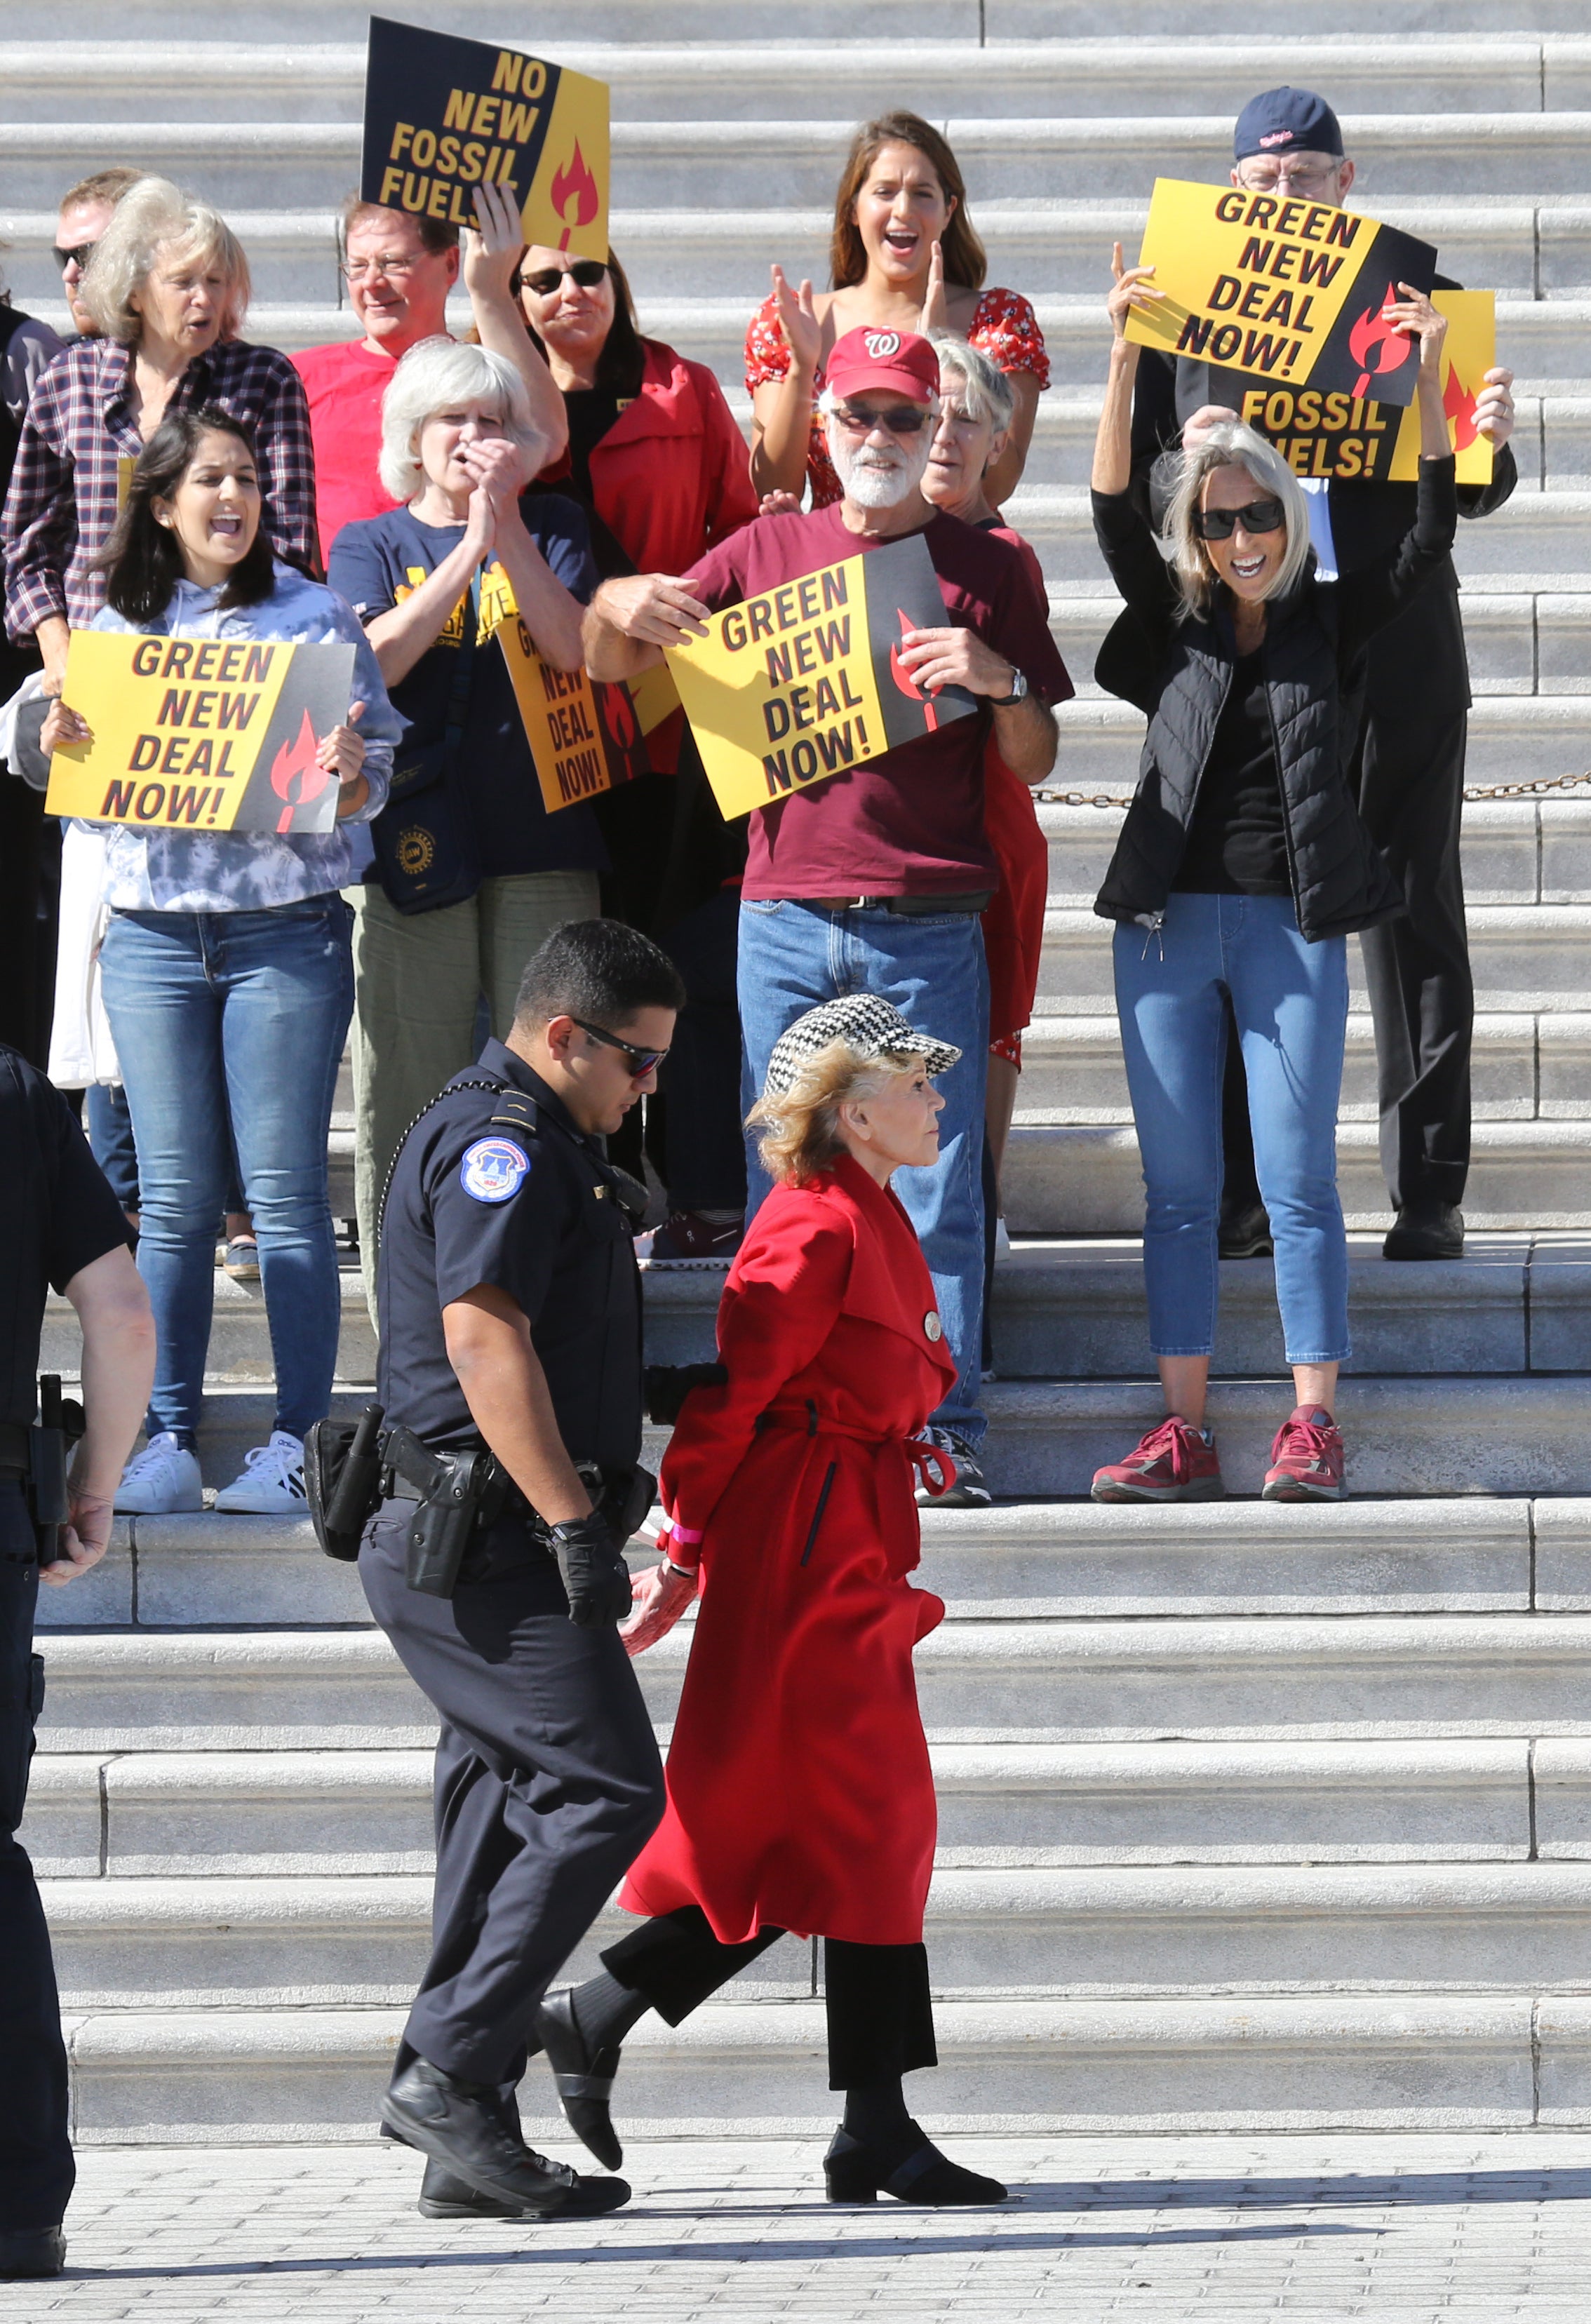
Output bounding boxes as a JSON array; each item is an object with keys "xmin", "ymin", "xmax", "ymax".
[{"xmin": 989, "ymin": 669, "xmax": 1028, "ymax": 708}]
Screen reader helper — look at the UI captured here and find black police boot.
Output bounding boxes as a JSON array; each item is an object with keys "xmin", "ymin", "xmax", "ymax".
[
  {"xmin": 535, "ymin": 1987, "xmax": 626, "ymax": 2170},
  {"xmin": 1383, "ymin": 1200, "xmax": 1465, "ymax": 1261},
  {"xmin": 0, "ymin": 2226, "xmax": 65, "ymax": 2279},
  {"xmin": 382, "ymin": 2057, "xmax": 630, "ymax": 2217},
  {"xmin": 417, "ymin": 2159, "xmax": 529, "ymax": 2220}
]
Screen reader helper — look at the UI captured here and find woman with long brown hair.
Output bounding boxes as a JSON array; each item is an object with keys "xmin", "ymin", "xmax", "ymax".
[{"xmin": 746, "ymin": 112, "xmax": 1047, "ymax": 511}]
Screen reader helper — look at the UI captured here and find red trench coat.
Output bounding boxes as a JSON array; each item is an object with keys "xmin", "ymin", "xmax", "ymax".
[{"xmin": 619, "ymin": 1153, "xmax": 958, "ymax": 1947}]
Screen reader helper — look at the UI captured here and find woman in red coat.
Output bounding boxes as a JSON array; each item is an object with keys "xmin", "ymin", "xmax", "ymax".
[{"xmin": 533, "ymin": 995, "xmax": 1009, "ymax": 2208}]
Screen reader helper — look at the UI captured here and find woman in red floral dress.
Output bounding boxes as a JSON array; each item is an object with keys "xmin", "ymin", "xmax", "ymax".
[{"xmin": 746, "ymin": 109, "xmax": 1049, "ymax": 511}]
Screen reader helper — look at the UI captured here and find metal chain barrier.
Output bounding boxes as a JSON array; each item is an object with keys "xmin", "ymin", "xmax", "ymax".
[{"xmin": 1035, "ymin": 772, "xmax": 1591, "ymax": 809}]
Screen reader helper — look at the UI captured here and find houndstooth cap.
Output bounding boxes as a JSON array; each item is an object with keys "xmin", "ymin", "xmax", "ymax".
[{"xmin": 763, "ymin": 993, "xmax": 962, "ymax": 1099}]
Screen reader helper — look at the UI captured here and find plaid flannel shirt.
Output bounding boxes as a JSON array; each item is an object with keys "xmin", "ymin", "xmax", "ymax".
[{"xmin": 2, "ymin": 335, "xmax": 319, "ymax": 643}]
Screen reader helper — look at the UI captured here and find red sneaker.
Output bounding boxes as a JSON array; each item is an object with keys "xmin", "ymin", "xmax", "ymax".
[
  {"xmin": 1091, "ymin": 1416, "xmax": 1226, "ymax": 1503},
  {"xmin": 1263, "ymin": 1407, "xmax": 1346, "ymax": 1500}
]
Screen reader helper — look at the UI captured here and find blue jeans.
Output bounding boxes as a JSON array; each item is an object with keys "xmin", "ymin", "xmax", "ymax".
[
  {"xmin": 86, "ymin": 1080, "xmax": 246, "ymax": 1218},
  {"xmin": 737, "ymin": 899, "xmax": 989, "ymax": 1448},
  {"xmin": 1113, "ymin": 891, "xmax": 1350, "ymax": 1364},
  {"xmin": 100, "ymin": 896, "xmax": 354, "ymax": 1443}
]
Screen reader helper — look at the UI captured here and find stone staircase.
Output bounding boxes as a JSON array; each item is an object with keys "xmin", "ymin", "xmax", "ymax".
[{"xmin": 14, "ymin": 2, "xmax": 1591, "ymax": 2144}]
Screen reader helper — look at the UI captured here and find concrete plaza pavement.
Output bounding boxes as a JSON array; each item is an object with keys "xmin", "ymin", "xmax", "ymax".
[{"xmin": 20, "ymin": 2131, "xmax": 1591, "ymax": 2320}]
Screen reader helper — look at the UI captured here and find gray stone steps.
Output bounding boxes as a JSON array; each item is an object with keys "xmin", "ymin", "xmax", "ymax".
[
  {"xmin": 36, "ymin": 1604, "xmax": 1591, "ymax": 1749},
  {"xmin": 1046, "ymin": 697, "xmax": 1591, "ymax": 786},
  {"xmin": 6, "ymin": 38, "xmax": 1589, "ymax": 123},
  {"xmin": 30, "ymin": 1736, "xmax": 1571, "ymax": 1876},
  {"xmin": 44, "ymin": 1860, "xmax": 1591, "ymax": 2011},
  {"xmin": 1023, "ymin": 1009, "xmax": 1591, "ymax": 1122},
  {"xmin": 64, "ymin": 1990, "xmax": 1573, "ymax": 2143},
  {"xmin": 32, "ymin": 1493, "xmax": 1591, "ymax": 1631}
]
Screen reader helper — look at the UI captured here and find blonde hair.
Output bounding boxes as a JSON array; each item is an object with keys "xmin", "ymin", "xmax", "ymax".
[
  {"xmin": 80, "ymin": 176, "xmax": 249, "ymax": 344},
  {"xmin": 1163, "ymin": 420, "xmax": 1313, "ymax": 618},
  {"xmin": 748, "ymin": 1040, "xmax": 924, "ymax": 1185},
  {"xmin": 379, "ymin": 337, "xmax": 549, "ymax": 502}
]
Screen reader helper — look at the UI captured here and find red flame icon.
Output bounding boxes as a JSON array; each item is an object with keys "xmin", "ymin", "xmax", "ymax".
[
  {"xmin": 887, "ymin": 607, "xmax": 940, "ymax": 733},
  {"xmin": 1443, "ymin": 361, "xmax": 1480, "ymax": 451},
  {"xmin": 269, "ymin": 708, "xmax": 329, "ymax": 833},
  {"xmin": 596, "ymin": 680, "xmax": 638, "ymax": 754},
  {"xmin": 550, "ymin": 141, "xmax": 600, "ymax": 253},
  {"xmin": 1347, "ymin": 297, "xmax": 1416, "ymax": 401}
]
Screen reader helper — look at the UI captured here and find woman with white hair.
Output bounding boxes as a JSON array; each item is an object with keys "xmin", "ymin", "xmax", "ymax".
[
  {"xmin": 327, "ymin": 335, "xmax": 601, "ymax": 1308},
  {"xmin": 4, "ymin": 175, "xmax": 315, "ymax": 694},
  {"xmin": 520, "ymin": 993, "xmax": 1010, "ymax": 2212},
  {"xmin": 1088, "ymin": 246, "xmax": 1456, "ymax": 1507}
]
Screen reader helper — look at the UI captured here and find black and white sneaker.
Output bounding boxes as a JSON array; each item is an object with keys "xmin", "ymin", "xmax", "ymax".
[{"xmin": 914, "ymin": 1425, "xmax": 991, "ymax": 1508}]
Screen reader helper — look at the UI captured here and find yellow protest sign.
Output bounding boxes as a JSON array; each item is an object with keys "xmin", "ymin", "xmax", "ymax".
[
  {"xmin": 665, "ymin": 533, "xmax": 974, "ymax": 822},
  {"xmin": 45, "ymin": 631, "xmax": 356, "ymax": 833},
  {"xmin": 362, "ymin": 16, "xmax": 608, "ymax": 260},
  {"xmin": 497, "ymin": 617, "xmax": 650, "ymax": 813},
  {"xmin": 1228, "ymin": 291, "xmax": 1496, "ymax": 484},
  {"xmin": 1127, "ymin": 177, "xmax": 1438, "ymax": 407}
]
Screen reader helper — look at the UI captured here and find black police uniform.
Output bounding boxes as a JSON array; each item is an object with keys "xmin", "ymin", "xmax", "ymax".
[
  {"xmin": 0, "ymin": 1044, "xmax": 133, "ymax": 2234},
  {"xmin": 360, "ymin": 1037, "xmax": 665, "ymax": 2099},
  {"xmin": 1132, "ymin": 330, "xmax": 1517, "ymax": 1214}
]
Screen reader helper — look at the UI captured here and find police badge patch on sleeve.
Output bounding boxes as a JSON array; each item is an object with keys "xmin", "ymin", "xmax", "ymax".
[{"xmin": 460, "ymin": 1137, "xmax": 532, "ymax": 1202}]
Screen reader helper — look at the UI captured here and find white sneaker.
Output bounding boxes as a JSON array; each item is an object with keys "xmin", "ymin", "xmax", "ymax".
[
  {"xmin": 214, "ymin": 1430, "xmax": 308, "ymax": 1515},
  {"xmin": 114, "ymin": 1433, "xmax": 204, "ymax": 1515}
]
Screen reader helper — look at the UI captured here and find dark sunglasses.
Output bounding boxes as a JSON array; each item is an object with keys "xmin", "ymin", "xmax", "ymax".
[
  {"xmin": 570, "ymin": 1014, "xmax": 669, "ymax": 1077},
  {"xmin": 1193, "ymin": 496, "xmax": 1287, "ymax": 542},
  {"xmin": 53, "ymin": 241, "xmax": 95, "ymax": 274},
  {"xmin": 517, "ymin": 258, "xmax": 609, "ymax": 298},
  {"xmin": 831, "ymin": 403, "xmax": 932, "ymax": 436}
]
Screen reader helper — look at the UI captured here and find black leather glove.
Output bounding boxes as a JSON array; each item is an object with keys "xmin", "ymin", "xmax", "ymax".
[{"xmin": 549, "ymin": 1512, "xmax": 633, "ymax": 1628}]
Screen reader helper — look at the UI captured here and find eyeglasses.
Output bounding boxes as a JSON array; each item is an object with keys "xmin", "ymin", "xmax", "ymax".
[
  {"xmin": 53, "ymin": 241, "xmax": 95, "ymax": 274},
  {"xmin": 341, "ymin": 253, "xmax": 423, "ymax": 282},
  {"xmin": 1235, "ymin": 157, "xmax": 1343, "ymax": 192},
  {"xmin": 1193, "ymin": 496, "xmax": 1287, "ymax": 542},
  {"xmin": 518, "ymin": 259, "xmax": 609, "ymax": 297},
  {"xmin": 831, "ymin": 403, "xmax": 932, "ymax": 436},
  {"xmin": 570, "ymin": 1015, "xmax": 669, "ymax": 1077}
]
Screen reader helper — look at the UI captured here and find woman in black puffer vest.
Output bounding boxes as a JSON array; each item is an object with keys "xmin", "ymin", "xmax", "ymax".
[{"xmin": 1087, "ymin": 243, "xmax": 1458, "ymax": 1510}]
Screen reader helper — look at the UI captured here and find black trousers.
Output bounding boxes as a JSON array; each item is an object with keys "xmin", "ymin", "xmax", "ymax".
[
  {"xmin": 603, "ymin": 1904, "xmax": 938, "ymax": 2093},
  {"xmin": 0, "ymin": 1483, "xmax": 74, "ymax": 2229},
  {"xmin": 360, "ymin": 1505, "xmax": 666, "ymax": 2090}
]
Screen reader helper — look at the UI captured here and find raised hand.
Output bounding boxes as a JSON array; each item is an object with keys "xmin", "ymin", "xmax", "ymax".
[
  {"xmin": 1383, "ymin": 282, "xmax": 1449, "ymax": 378},
  {"xmin": 770, "ymin": 262, "xmax": 821, "ymax": 377},
  {"xmin": 462, "ymin": 177, "xmax": 527, "ymax": 306},
  {"xmin": 1106, "ymin": 240, "xmax": 1163, "ymax": 344},
  {"xmin": 921, "ymin": 238, "xmax": 948, "ymax": 334}
]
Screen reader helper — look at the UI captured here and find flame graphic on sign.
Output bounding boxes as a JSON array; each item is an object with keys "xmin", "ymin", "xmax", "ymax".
[
  {"xmin": 888, "ymin": 607, "xmax": 939, "ymax": 733},
  {"xmin": 1443, "ymin": 361, "xmax": 1480, "ymax": 450},
  {"xmin": 597, "ymin": 680, "xmax": 638, "ymax": 754},
  {"xmin": 551, "ymin": 141, "xmax": 599, "ymax": 253},
  {"xmin": 269, "ymin": 708, "xmax": 329, "ymax": 833},
  {"xmin": 1347, "ymin": 297, "xmax": 1414, "ymax": 401}
]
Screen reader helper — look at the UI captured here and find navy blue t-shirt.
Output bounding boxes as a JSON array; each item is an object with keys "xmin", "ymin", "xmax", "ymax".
[{"xmin": 328, "ymin": 492, "xmax": 607, "ymax": 878}]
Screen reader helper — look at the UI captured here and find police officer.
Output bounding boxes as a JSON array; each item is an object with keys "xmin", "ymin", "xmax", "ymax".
[
  {"xmin": 0, "ymin": 1043, "xmax": 154, "ymax": 2281},
  {"xmin": 361, "ymin": 918, "xmax": 684, "ymax": 2220}
]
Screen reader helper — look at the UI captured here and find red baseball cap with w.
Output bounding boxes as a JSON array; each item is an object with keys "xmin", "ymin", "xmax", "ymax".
[{"xmin": 826, "ymin": 325, "xmax": 941, "ymax": 406}]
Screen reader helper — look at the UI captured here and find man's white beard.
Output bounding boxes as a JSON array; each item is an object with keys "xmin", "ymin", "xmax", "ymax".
[{"xmin": 828, "ymin": 423, "xmax": 932, "ymax": 509}]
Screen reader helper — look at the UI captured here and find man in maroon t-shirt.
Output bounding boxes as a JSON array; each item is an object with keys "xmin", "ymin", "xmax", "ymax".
[
  {"xmin": 586, "ymin": 327, "xmax": 1070, "ymax": 1503},
  {"xmin": 294, "ymin": 180, "xmax": 566, "ymax": 568}
]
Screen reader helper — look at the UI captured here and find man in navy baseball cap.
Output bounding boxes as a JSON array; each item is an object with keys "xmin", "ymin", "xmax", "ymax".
[{"xmin": 1233, "ymin": 86, "xmax": 1345, "ymax": 163}]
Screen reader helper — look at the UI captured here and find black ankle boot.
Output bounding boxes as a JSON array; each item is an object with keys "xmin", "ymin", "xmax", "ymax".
[
  {"xmin": 823, "ymin": 2121, "xmax": 1009, "ymax": 2205},
  {"xmin": 417, "ymin": 2159, "xmax": 529, "ymax": 2219}
]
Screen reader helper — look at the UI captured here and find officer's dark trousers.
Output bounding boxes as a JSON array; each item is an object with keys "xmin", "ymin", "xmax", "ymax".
[
  {"xmin": 0, "ymin": 1482, "xmax": 74, "ymax": 2230},
  {"xmin": 603, "ymin": 1906, "xmax": 938, "ymax": 2092},
  {"xmin": 360, "ymin": 1507, "xmax": 666, "ymax": 2090}
]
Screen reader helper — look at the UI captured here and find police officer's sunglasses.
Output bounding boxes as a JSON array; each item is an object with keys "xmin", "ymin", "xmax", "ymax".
[
  {"xmin": 1193, "ymin": 496, "xmax": 1287, "ymax": 542},
  {"xmin": 570, "ymin": 1015, "xmax": 669, "ymax": 1077}
]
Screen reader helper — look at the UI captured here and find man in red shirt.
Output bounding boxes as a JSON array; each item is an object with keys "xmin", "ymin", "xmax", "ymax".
[
  {"xmin": 293, "ymin": 182, "xmax": 566, "ymax": 569},
  {"xmin": 586, "ymin": 327, "xmax": 1070, "ymax": 1503}
]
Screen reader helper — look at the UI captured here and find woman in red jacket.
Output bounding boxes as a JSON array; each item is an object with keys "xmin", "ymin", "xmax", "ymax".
[
  {"xmin": 517, "ymin": 245, "xmax": 759, "ymax": 1263},
  {"xmin": 531, "ymin": 995, "xmax": 1009, "ymax": 2209}
]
